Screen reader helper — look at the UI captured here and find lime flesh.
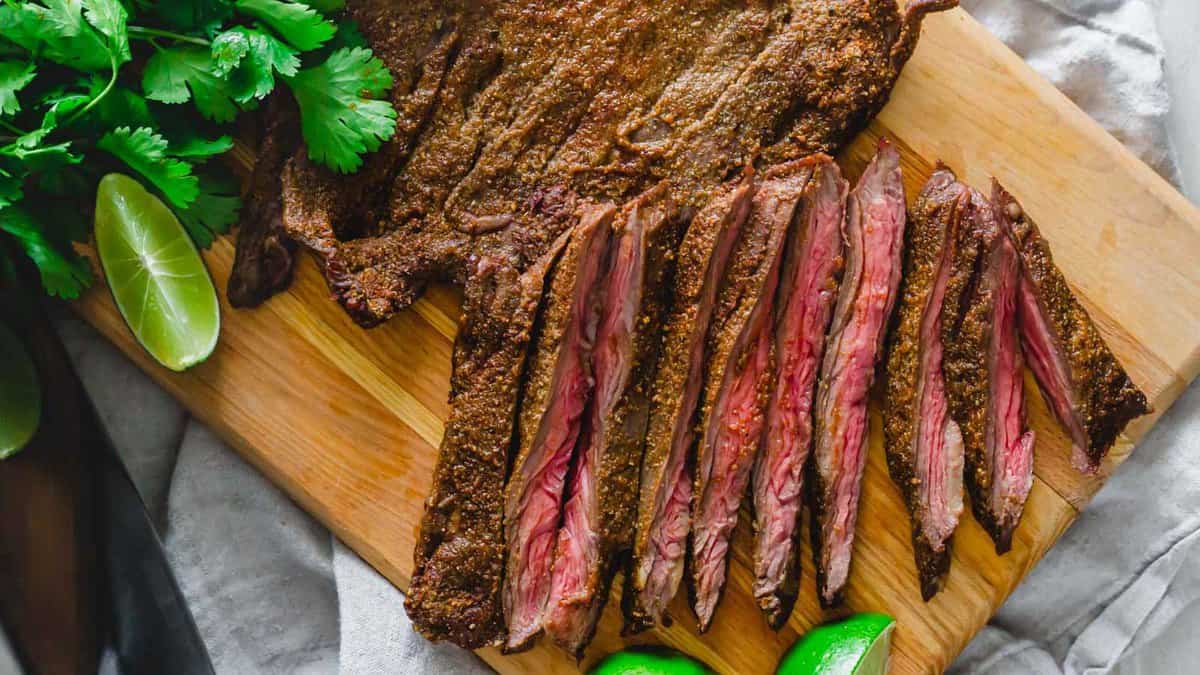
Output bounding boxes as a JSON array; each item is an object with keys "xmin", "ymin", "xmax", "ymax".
[
  {"xmin": 778, "ymin": 613, "xmax": 895, "ymax": 675},
  {"xmin": 0, "ymin": 322, "xmax": 40, "ymax": 457},
  {"xmin": 94, "ymin": 173, "xmax": 219, "ymax": 371},
  {"xmin": 590, "ymin": 647, "xmax": 713, "ymax": 675}
]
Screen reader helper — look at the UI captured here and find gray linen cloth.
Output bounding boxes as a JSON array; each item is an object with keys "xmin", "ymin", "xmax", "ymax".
[{"xmin": 58, "ymin": 1, "xmax": 1198, "ymax": 672}]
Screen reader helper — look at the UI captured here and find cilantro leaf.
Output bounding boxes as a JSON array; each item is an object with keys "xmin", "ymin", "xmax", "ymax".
[
  {"xmin": 176, "ymin": 169, "xmax": 240, "ymax": 248},
  {"xmin": 0, "ymin": 171, "xmax": 23, "ymax": 210},
  {"xmin": 143, "ymin": 47, "xmax": 239, "ymax": 122},
  {"xmin": 0, "ymin": 205, "xmax": 92, "ymax": 298},
  {"xmin": 81, "ymin": 0, "xmax": 130, "ymax": 63},
  {"xmin": 97, "ymin": 127, "xmax": 199, "ymax": 208},
  {"xmin": 81, "ymin": 80, "xmax": 154, "ymax": 131},
  {"xmin": 0, "ymin": 62, "xmax": 36, "ymax": 115},
  {"xmin": 171, "ymin": 134, "xmax": 234, "ymax": 159},
  {"xmin": 1, "ymin": 2, "xmax": 115, "ymax": 72},
  {"xmin": 285, "ymin": 47, "xmax": 395, "ymax": 173},
  {"xmin": 213, "ymin": 26, "xmax": 299, "ymax": 103},
  {"xmin": 235, "ymin": 0, "xmax": 335, "ymax": 52}
]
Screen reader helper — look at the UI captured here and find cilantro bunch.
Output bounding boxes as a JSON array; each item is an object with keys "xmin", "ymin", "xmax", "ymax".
[{"xmin": 0, "ymin": 0, "xmax": 397, "ymax": 300}]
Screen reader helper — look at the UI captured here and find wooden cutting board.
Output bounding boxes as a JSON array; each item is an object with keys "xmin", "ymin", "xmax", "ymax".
[{"xmin": 73, "ymin": 8, "xmax": 1200, "ymax": 674}]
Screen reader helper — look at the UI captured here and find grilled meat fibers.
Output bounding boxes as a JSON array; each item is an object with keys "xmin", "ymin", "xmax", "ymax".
[
  {"xmin": 992, "ymin": 181, "xmax": 1149, "ymax": 473},
  {"xmin": 234, "ymin": 0, "xmax": 956, "ymax": 323},
  {"xmin": 942, "ymin": 189, "xmax": 1035, "ymax": 554},
  {"xmin": 882, "ymin": 169, "xmax": 967, "ymax": 600},
  {"xmin": 245, "ymin": 0, "xmax": 955, "ymax": 648},
  {"xmin": 543, "ymin": 187, "xmax": 682, "ymax": 657},
  {"xmin": 503, "ymin": 206, "xmax": 615, "ymax": 652},
  {"xmin": 752, "ymin": 157, "xmax": 847, "ymax": 628},
  {"xmin": 810, "ymin": 140, "xmax": 906, "ymax": 608},
  {"xmin": 404, "ymin": 224, "xmax": 572, "ymax": 649},
  {"xmin": 690, "ymin": 163, "xmax": 812, "ymax": 632},
  {"xmin": 626, "ymin": 179, "xmax": 754, "ymax": 633}
]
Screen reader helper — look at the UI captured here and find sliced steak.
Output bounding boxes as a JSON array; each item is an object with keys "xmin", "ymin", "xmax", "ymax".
[
  {"xmin": 625, "ymin": 179, "xmax": 754, "ymax": 633},
  {"xmin": 403, "ymin": 223, "xmax": 573, "ymax": 649},
  {"xmin": 689, "ymin": 162, "xmax": 812, "ymax": 632},
  {"xmin": 239, "ymin": 0, "xmax": 957, "ymax": 648},
  {"xmin": 992, "ymin": 181, "xmax": 1149, "ymax": 473},
  {"xmin": 503, "ymin": 205, "xmax": 616, "ymax": 652},
  {"xmin": 810, "ymin": 140, "xmax": 906, "ymax": 607},
  {"xmin": 752, "ymin": 156, "xmax": 847, "ymax": 628},
  {"xmin": 542, "ymin": 185, "xmax": 681, "ymax": 657},
  {"xmin": 883, "ymin": 168, "xmax": 967, "ymax": 600},
  {"xmin": 942, "ymin": 189, "xmax": 1035, "ymax": 554}
]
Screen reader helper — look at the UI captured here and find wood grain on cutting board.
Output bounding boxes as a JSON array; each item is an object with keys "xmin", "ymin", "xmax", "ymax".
[{"xmin": 73, "ymin": 8, "xmax": 1200, "ymax": 675}]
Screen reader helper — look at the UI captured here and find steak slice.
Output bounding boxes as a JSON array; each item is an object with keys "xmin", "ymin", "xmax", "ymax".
[
  {"xmin": 232, "ymin": 0, "xmax": 956, "ymax": 648},
  {"xmin": 882, "ymin": 168, "xmax": 968, "ymax": 600},
  {"xmin": 689, "ymin": 162, "xmax": 812, "ymax": 632},
  {"xmin": 942, "ymin": 188, "xmax": 1035, "ymax": 554},
  {"xmin": 992, "ymin": 181, "xmax": 1149, "ymax": 473},
  {"xmin": 543, "ymin": 185, "xmax": 682, "ymax": 657},
  {"xmin": 227, "ymin": 94, "xmax": 300, "ymax": 307},
  {"xmin": 810, "ymin": 140, "xmax": 906, "ymax": 607},
  {"xmin": 403, "ymin": 224, "xmax": 573, "ymax": 649},
  {"xmin": 625, "ymin": 178, "xmax": 754, "ymax": 633},
  {"xmin": 752, "ymin": 156, "xmax": 847, "ymax": 628},
  {"xmin": 503, "ymin": 205, "xmax": 616, "ymax": 652}
]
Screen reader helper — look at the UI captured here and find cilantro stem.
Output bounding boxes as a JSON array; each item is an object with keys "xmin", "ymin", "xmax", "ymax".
[
  {"xmin": 0, "ymin": 119, "xmax": 25, "ymax": 136},
  {"xmin": 127, "ymin": 26, "xmax": 211, "ymax": 47},
  {"xmin": 62, "ymin": 52, "xmax": 118, "ymax": 128}
]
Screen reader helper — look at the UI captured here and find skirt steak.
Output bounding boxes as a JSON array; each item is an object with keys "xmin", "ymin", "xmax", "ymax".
[{"xmin": 230, "ymin": 0, "xmax": 957, "ymax": 649}]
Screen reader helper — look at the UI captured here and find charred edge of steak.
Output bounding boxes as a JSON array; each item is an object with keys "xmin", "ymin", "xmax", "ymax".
[
  {"xmin": 882, "ymin": 168, "xmax": 968, "ymax": 601},
  {"xmin": 543, "ymin": 184, "xmax": 682, "ymax": 658},
  {"xmin": 752, "ymin": 156, "xmax": 846, "ymax": 628},
  {"xmin": 941, "ymin": 188, "xmax": 1033, "ymax": 554},
  {"xmin": 689, "ymin": 161, "xmax": 811, "ymax": 632},
  {"xmin": 810, "ymin": 140, "xmax": 905, "ymax": 608},
  {"xmin": 228, "ymin": 94, "xmax": 300, "ymax": 308},
  {"xmin": 992, "ymin": 181, "xmax": 1150, "ymax": 473},
  {"xmin": 624, "ymin": 177, "xmax": 754, "ymax": 635},
  {"xmin": 502, "ymin": 204, "xmax": 615, "ymax": 653},
  {"xmin": 405, "ymin": 227, "xmax": 573, "ymax": 649}
]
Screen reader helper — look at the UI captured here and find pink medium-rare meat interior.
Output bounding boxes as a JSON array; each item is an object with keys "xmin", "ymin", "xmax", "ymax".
[
  {"xmin": 986, "ymin": 227, "xmax": 1035, "ymax": 550},
  {"xmin": 813, "ymin": 141, "xmax": 905, "ymax": 605},
  {"xmin": 634, "ymin": 185, "xmax": 753, "ymax": 623},
  {"xmin": 915, "ymin": 211, "xmax": 964, "ymax": 551},
  {"xmin": 752, "ymin": 159, "xmax": 847, "ymax": 625},
  {"xmin": 691, "ymin": 172, "xmax": 801, "ymax": 630},
  {"xmin": 1016, "ymin": 275, "xmax": 1090, "ymax": 471},
  {"xmin": 544, "ymin": 201, "xmax": 647, "ymax": 649},
  {"xmin": 504, "ymin": 218, "xmax": 612, "ymax": 651}
]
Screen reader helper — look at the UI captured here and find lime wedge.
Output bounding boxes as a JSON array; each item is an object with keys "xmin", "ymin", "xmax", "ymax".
[
  {"xmin": 0, "ymin": 322, "xmax": 40, "ymax": 457},
  {"xmin": 778, "ymin": 613, "xmax": 895, "ymax": 675},
  {"xmin": 94, "ymin": 173, "xmax": 219, "ymax": 371},
  {"xmin": 591, "ymin": 647, "xmax": 713, "ymax": 675}
]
